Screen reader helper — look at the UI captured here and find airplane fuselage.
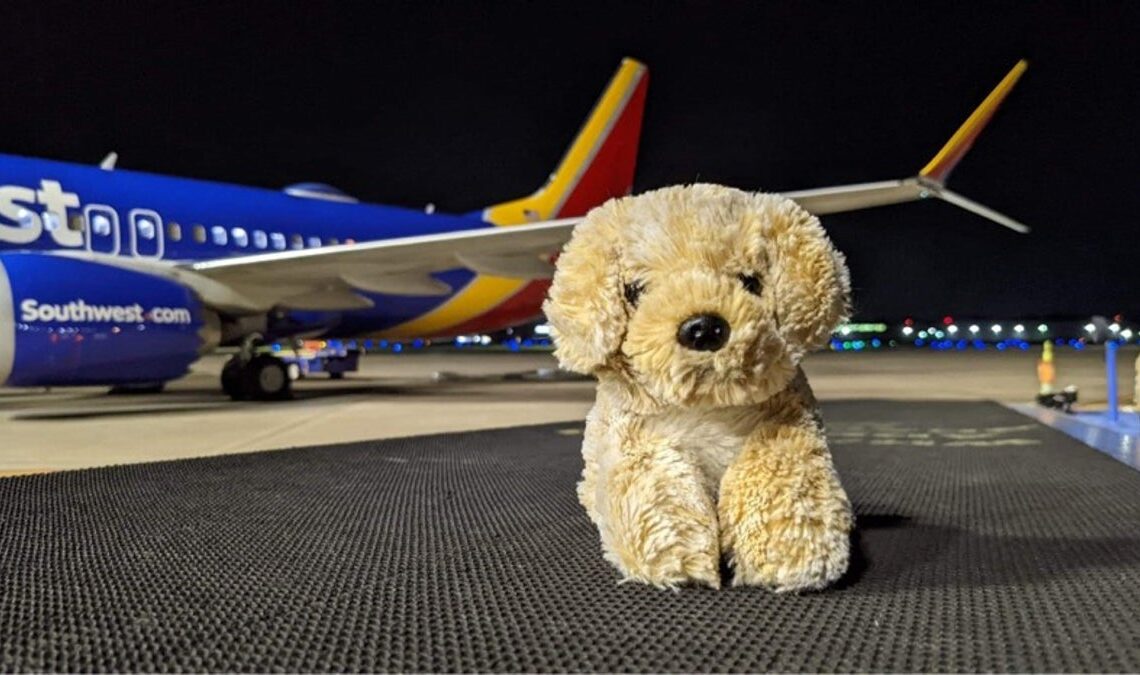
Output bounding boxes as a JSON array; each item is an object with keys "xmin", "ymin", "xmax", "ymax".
[{"xmin": 0, "ymin": 153, "xmax": 549, "ymax": 342}]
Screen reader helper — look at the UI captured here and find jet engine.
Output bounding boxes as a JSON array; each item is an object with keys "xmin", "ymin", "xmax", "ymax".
[{"xmin": 0, "ymin": 253, "xmax": 219, "ymax": 387}]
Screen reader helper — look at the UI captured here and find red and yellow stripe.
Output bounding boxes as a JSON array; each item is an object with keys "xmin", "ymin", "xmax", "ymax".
[
  {"xmin": 920, "ymin": 60, "xmax": 1028, "ymax": 184},
  {"xmin": 378, "ymin": 59, "xmax": 648, "ymax": 339}
]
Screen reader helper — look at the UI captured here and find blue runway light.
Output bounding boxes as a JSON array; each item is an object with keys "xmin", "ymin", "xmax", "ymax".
[
  {"xmin": 914, "ymin": 338, "xmax": 925, "ymax": 347},
  {"xmin": 392, "ymin": 343, "xmax": 403, "ymax": 353},
  {"xmin": 871, "ymin": 338, "xmax": 882, "ymax": 348}
]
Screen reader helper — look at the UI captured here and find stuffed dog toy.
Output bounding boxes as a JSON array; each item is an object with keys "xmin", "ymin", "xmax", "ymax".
[{"xmin": 544, "ymin": 184, "xmax": 853, "ymax": 591}]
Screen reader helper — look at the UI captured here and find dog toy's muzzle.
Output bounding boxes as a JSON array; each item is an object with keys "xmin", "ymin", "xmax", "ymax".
[{"xmin": 677, "ymin": 314, "xmax": 730, "ymax": 352}]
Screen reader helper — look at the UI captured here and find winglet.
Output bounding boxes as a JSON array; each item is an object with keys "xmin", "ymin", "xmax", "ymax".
[{"xmin": 919, "ymin": 60, "xmax": 1028, "ymax": 184}]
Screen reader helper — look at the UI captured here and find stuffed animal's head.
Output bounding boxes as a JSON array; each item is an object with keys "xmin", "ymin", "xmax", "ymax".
[{"xmin": 543, "ymin": 184, "xmax": 849, "ymax": 409}]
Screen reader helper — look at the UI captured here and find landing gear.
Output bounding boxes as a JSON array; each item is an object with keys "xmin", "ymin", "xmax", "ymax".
[
  {"xmin": 221, "ymin": 354, "xmax": 293, "ymax": 401},
  {"xmin": 221, "ymin": 334, "xmax": 294, "ymax": 401}
]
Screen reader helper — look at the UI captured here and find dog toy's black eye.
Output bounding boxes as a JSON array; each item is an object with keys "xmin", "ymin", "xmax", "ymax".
[
  {"xmin": 623, "ymin": 281, "xmax": 644, "ymax": 308},
  {"xmin": 738, "ymin": 273, "xmax": 762, "ymax": 296}
]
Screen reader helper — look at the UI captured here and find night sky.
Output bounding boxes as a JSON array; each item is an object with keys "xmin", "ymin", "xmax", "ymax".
[{"xmin": 4, "ymin": 1, "xmax": 1139, "ymax": 321}]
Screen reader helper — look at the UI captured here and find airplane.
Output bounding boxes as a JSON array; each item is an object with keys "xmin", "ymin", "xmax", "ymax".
[{"xmin": 0, "ymin": 58, "xmax": 1029, "ymax": 401}]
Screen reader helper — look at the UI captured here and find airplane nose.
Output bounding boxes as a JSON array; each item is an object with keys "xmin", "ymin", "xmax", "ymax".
[{"xmin": 676, "ymin": 314, "xmax": 730, "ymax": 352}]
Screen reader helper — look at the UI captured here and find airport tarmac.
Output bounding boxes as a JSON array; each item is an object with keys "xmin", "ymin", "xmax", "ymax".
[{"xmin": 2, "ymin": 346, "xmax": 1137, "ymax": 474}]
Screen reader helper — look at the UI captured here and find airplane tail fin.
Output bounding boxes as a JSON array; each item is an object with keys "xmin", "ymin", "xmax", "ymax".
[
  {"xmin": 482, "ymin": 58, "xmax": 648, "ymax": 226},
  {"xmin": 784, "ymin": 60, "xmax": 1030, "ymax": 233}
]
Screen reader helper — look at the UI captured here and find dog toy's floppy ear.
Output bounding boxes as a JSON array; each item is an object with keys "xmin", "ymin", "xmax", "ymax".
[
  {"xmin": 543, "ymin": 210, "xmax": 626, "ymax": 374},
  {"xmin": 769, "ymin": 200, "xmax": 851, "ymax": 360}
]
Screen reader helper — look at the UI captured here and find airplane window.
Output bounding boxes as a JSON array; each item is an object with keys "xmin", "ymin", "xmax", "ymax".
[
  {"xmin": 68, "ymin": 214, "xmax": 86, "ymax": 232},
  {"xmin": 290, "ymin": 234, "xmax": 304, "ymax": 250},
  {"xmin": 252, "ymin": 230, "xmax": 268, "ymax": 249},
  {"xmin": 232, "ymin": 227, "xmax": 249, "ymax": 248},
  {"xmin": 211, "ymin": 226, "xmax": 227, "ymax": 246},
  {"xmin": 193, "ymin": 224, "xmax": 206, "ymax": 243},
  {"xmin": 307, "ymin": 236, "xmax": 321, "ymax": 248},
  {"xmin": 270, "ymin": 233, "xmax": 286, "ymax": 250},
  {"xmin": 167, "ymin": 222, "xmax": 182, "ymax": 241},
  {"xmin": 137, "ymin": 218, "xmax": 156, "ymax": 240},
  {"xmin": 92, "ymin": 214, "xmax": 112, "ymax": 236},
  {"xmin": 42, "ymin": 212, "xmax": 61, "ymax": 232},
  {"xmin": 327, "ymin": 237, "xmax": 339, "ymax": 246}
]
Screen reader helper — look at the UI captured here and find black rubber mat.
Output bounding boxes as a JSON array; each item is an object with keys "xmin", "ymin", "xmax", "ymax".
[{"xmin": 3, "ymin": 401, "xmax": 1140, "ymax": 672}]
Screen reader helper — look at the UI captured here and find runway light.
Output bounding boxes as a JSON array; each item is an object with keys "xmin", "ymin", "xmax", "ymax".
[
  {"xmin": 1085, "ymin": 323, "xmax": 1096, "ymax": 333},
  {"xmin": 918, "ymin": 330, "xmax": 928, "ymax": 339},
  {"xmin": 942, "ymin": 315, "xmax": 954, "ymax": 326},
  {"xmin": 969, "ymin": 325, "xmax": 980, "ymax": 334},
  {"xmin": 902, "ymin": 326, "xmax": 914, "ymax": 336},
  {"xmin": 1038, "ymin": 324, "xmax": 1048, "ymax": 333},
  {"xmin": 1013, "ymin": 324, "xmax": 1025, "ymax": 333},
  {"xmin": 991, "ymin": 324, "xmax": 1002, "ymax": 334},
  {"xmin": 1110, "ymin": 323, "xmax": 1121, "ymax": 332},
  {"xmin": 1122, "ymin": 329, "xmax": 1134, "ymax": 340},
  {"xmin": 839, "ymin": 326, "xmax": 851, "ymax": 336},
  {"xmin": 947, "ymin": 325, "xmax": 958, "ymax": 335},
  {"xmin": 533, "ymin": 323, "xmax": 552, "ymax": 336}
]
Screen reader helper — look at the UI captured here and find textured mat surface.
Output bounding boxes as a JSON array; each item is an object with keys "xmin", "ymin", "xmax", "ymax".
[{"xmin": 2, "ymin": 401, "xmax": 1140, "ymax": 672}]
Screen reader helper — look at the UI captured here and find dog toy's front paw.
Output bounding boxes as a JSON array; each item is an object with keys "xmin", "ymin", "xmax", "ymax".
[
  {"xmin": 726, "ymin": 514, "xmax": 850, "ymax": 592},
  {"xmin": 603, "ymin": 508, "xmax": 722, "ymax": 589}
]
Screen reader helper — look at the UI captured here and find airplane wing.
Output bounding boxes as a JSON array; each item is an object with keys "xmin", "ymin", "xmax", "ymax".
[
  {"xmin": 783, "ymin": 60, "xmax": 1030, "ymax": 233},
  {"xmin": 179, "ymin": 218, "xmax": 580, "ymax": 312},
  {"xmin": 173, "ymin": 60, "xmax": 1029, "ymax": 315}
]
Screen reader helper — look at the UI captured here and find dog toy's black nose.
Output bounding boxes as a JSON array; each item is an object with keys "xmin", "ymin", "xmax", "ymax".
[{"xmin": 677, "ymin": 314, "xmax": 730, "ymax": 352}]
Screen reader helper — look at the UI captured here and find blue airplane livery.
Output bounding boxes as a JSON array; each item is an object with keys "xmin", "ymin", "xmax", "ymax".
[{"xmin": 0, "ymin": 59, "xmax": 1030, "ymax": 400}]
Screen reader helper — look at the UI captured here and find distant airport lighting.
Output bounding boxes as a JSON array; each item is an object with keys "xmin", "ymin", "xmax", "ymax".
[
  {"xmin": 969, "ymin": 325, "xmax": 980, "ymax": 334},
  {"xmin": 533, "ymin": 323, "xmax": 552, "ymax": 336},
  {"xmin": 1122, "ymin": 329, "xmax": 1134, "ymax": 340},
  {"xmin": 902, "ymin": 326, "xmax": 914, "ymax": 336},
  {"xmin": 839, "ymin": 326, "xmax": 851, "ymax": 336},
  {"xmin": 947, "ymin": 325, "xmax": 959, "ymax": 335},
  {"xmin": 1084, "ymin": 323, "xmax": 1096, "ymax": 333},
  {"xmin": 990, "ymin": 324, "xmax": 1002, "ymax": 334},
  {"xmin": 1110, "ymin": 323, "xmax": 1121, "ymax": 332},
  {"xmin": 1037, "ymin": 324, "xmax": 1048, "ymax": 333},
  {"xmin": 1013, "ymin": 324, "xmax": 1025, "ymax": 333}
]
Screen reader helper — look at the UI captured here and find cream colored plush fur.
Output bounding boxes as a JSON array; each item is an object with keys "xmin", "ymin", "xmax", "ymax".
[{"xmin": 544, "ymin": 184, "xmax": 853, "ymax": 592}]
